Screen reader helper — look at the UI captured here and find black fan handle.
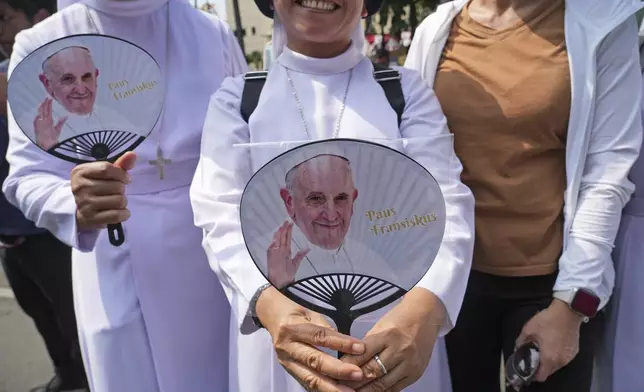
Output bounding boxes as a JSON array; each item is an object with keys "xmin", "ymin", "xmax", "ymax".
[
  {"xmin": 107, "ymin": 223, "xmax": 125, "ymax": 246},
  {"xmin": 332, "ymin": 313, "xmax": 355, "ymax": 359}
]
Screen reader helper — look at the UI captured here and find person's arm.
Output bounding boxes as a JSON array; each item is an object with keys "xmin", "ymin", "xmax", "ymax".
[
  {"xmin": 1, "ymin": 29, "xmax": 100, "ymax": 251},
  {"xmin": 190, "ymin": 75, "xmax": 269, "ymax": 332},
  {"xmin": 395, "ymin": 68, "xmax": 476, "ymax": 336},
  {"xmin": 514, "ymin": 17, "xmax": 644, "ymax": 383},
  {"xmin": 554, "ymin": 17, "xmax": 643, "ymax": 310}
]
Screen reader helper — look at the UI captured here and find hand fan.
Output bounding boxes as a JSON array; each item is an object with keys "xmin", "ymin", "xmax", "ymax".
[
  {"xmin": 240, "ymin": 138, "xmax": 446, "ymax": 350},
  {"xmin": 8, "ymin": 34, "xmax": 164, "ymax": 247}
]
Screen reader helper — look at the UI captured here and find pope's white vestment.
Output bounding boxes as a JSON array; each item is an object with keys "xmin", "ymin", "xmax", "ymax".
[
  {"xmin": 251, "ymin": 222, "xmax": 399, "ymax": 287},
  {"xmin": 19, "ymin": 102, "xmax": 132, "ymax": 153},
  {"xmin": 190, "ymin": 27, "xmax": 476, "ymax": 392},
  {"xmin": 2, "ymin": 0, "xmax": 248, "ymax": 391}
]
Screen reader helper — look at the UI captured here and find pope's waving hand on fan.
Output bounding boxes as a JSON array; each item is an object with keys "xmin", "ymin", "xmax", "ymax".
[{"xmin": 190, "ymin": 0, "xmax": 475, "ymax": 391}]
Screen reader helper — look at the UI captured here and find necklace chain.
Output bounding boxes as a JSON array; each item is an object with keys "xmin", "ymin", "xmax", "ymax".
[{"xmin": 285, "ymin": 67, "xmax": 353, "ymax": 140}]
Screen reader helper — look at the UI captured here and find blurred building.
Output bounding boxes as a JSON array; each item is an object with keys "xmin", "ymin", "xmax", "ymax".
[{"xmin": 223, "ymin": 0, "xmax": 273, "ymax": 56}]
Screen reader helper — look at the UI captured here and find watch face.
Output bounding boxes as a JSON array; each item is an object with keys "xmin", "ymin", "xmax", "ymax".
[{"xmin": 571, "ymin": 289, "xmax": 600, "ymax": 317}]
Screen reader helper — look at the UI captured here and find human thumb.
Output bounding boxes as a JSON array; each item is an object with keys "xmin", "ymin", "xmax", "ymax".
[{"xmin": 114, "ymin": 151, "xmax": 137, "ymax": 171}]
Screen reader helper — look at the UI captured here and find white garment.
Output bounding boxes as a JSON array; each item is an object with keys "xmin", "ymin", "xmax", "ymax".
[
  {"xmin": 2, "ymin": 1, "xmax": 248, "ymax": 391},
  {"xmin": 405, "ymin": 0, "xmax": 644, "ymax": 311},
  {"xmin": 190, "ymin": 25, "xmax": 475, "ymax": 392},
  {"xmin": 250, "ymin": 223, "xmax": 398, "ymax": 288},
  {"xmin": 291, "ymin": 238, "xmax": 396, "ymax": 286}
]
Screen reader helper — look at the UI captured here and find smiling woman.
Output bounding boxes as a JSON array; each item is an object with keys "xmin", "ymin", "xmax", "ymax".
[
  {"xmin": 190, "ymin": 1, "xmax": 477, "ymax": 392},
  {"xmin": 299, "ymin": 0, "xmax": 339, "ymax": 12}
]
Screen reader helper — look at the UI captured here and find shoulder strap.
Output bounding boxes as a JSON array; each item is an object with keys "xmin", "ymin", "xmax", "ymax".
[
  {"xmin": 240, "ymin": 71, "xmax": 268, "ymax": 123},
  {"xmin": 372, "ymin": 63, "xmax": 405, "ymax": 127},
  {"xmin": 239, "ymin": 66, "xmax": 406, "ymax": 127}
]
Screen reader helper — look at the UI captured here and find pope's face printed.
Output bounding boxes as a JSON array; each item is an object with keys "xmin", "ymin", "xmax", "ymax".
[
  {"xmin": 272, "ymin": 0, "xmax": 366, "ymax": 45},
  {"xmin": 281, "ymin": 155, "xmax": 358, "ymax": 250},
  {"xmin": 40, "ymin": 47, "xmax": 99, "ymax": 115}
]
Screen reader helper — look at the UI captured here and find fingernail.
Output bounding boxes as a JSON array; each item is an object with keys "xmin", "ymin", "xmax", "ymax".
[
  {"xmin": 351, "ymin": 371, "xmax": 363, "ymax": 380},
  {"xmin": 352, "ymin": 343, "xmax": 365, "ymax": 354}
]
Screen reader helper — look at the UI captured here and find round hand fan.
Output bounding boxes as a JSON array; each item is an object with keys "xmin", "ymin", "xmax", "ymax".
[
  {"xmin": 8, "ymin": 34, "xmax": 165, "ymax": 247},
  {"xmin": 240, "ymin": 138, "xmax": 446, "ymax": 346}
]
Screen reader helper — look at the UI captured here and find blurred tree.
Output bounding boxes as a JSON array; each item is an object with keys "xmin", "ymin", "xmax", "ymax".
[
  {"xmin": 373, "ymin": 0, "xmax": 441, "ymax": 35},
  {"xmin": 246, "ymin": 51, "xmax": 263, "ymax": 71}
]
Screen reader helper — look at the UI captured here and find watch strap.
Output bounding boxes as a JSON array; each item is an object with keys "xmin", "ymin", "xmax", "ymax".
[
  {"xmin": 553, "ymin": 290, "xmax": 575, "ymax": 304},
  {"xmin": 249, "ymin": 283, "xmax": 272, "ymax": 329},
  {"xmin": 553, "ymin": 289, "xmax": 590, "ymax": 322}
]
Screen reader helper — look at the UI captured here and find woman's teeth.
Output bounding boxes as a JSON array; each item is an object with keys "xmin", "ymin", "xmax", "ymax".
[{"xmin": 299, "ymin": 0, "xmax": 337, "ymax": 11}]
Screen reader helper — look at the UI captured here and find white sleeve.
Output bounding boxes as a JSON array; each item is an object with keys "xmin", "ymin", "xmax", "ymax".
[
  {"xmin": 190, "ymin": 75, "xmax": 269, "ymax": 334},
  {"xmin": 1, "ymin": 29, "xmax": 100, "ymax": 251},
  {"xmin": 554, "ymin": 17, "xmax": 644, "ymax": 309},
  {"xmin": 396, "ymin": 68, "xmax": 475, "ymax": 336},
  {"xmin": 403, "ymin": 17, "xmax": 433, "ymax": 81}
]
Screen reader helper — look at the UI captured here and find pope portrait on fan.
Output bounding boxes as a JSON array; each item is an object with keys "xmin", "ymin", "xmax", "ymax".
[
  {"xmin": 22, "ymin": 45, "xmax": 131, "ymax": 156},
  {"xmin": 266, "ymin": 153, "xmax": 396, "ymax": 289},
  {"xmin": 32, "ymin": 45, "xmax": 99, "ymax": 151}
]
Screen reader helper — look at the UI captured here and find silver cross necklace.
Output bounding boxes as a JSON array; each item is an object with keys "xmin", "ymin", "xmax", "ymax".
[
  {"xmin": 86, "ymin": 4, "xmax": 171, "ymax": 180},
  {"xmin": 285, "ymin": 67, "xmax": 353, "ymax": 139}
]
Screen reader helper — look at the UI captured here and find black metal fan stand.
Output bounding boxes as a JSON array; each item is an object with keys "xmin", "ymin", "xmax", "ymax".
[
  {"xmin": 281, "ymin": 273, "xmax": 406, "ymax": 358},
  {"xmin": 47, "ymin": 130, "xmax": 145, "ymax": 247}
]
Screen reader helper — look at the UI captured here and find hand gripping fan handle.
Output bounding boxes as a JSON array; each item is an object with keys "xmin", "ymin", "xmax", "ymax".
[{"xmin": 108, "ymin": 223, "xmax": 125, "ymax": 246}]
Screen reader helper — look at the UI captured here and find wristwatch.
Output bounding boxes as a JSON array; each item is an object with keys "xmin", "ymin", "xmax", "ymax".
[
  {"xmin": 249, "ymin": 283, "xmax": 272, "ymax": 329},
  {"xmin": 553, "ymin": 288, "xmax": 600, "ymax": 322}
]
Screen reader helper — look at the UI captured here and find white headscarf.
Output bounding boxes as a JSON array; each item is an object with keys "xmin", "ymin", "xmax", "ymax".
[
  {"xmin": 271, "ymin": 12, "xmax": 366, "ymax": 60},
  {"xmin": 57, "ymin": 0, "xmax": 169, "ymax": 16}
]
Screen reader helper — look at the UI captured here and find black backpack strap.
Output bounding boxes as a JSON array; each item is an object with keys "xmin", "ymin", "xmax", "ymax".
[
  {"xmin": 240, "ymin": 71, "xmax": 268, "ymax": 123},
  {"xmin": 373, "ymin": 63, "xmax": 405, "ymax": 127},
  {"xmin": 240, "ymin": 67, "xmax": 405, "ymax": 127}
]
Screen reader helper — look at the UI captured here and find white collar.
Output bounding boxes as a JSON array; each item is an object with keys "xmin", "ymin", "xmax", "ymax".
[{"xmin": 276, "ymin": 44, "xmax": 364, "ymax": 76}]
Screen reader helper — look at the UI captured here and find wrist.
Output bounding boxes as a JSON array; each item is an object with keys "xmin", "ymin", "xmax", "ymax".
[
  {"xmin": 550, "ymin": 298, "xmax": 584, "ymax": 325},
  {"xmin": 36, "ymin": 136, "xmax": 55, "ymax": 150},
  {"xmin": 400, "ymin": 287, "xmax": 446, "ymax": 333},
  {"xmin": 255, "ymin": 286, "xmax": 284, "ymax": 332}
]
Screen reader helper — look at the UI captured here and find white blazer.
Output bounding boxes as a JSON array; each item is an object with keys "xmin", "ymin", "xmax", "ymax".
[{"xmin": 405, "ymin": 0, "xmax": 644, "ymax": 309}]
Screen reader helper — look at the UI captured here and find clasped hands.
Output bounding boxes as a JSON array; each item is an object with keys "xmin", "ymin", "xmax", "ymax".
[{"xmin": 256, "ymin": 286, "xmax": 445, "ymax": 392}]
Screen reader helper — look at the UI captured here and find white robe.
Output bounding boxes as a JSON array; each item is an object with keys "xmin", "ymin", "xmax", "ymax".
[
  {"xmin": 2, "ymin": 1, "xmax": 248, "ymax": 391},
  {"xmin": 190, "ymin": 40, "xmax": 476, "ymax": 391}
]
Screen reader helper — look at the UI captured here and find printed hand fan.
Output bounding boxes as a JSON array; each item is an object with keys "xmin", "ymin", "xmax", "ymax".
[
  {"xmin": 240, "ymin": 138, "xmax": 446, "ymax": 347},
  {"xmin": 8, "ymin": 34, "xmax": 164, "ymax": 247}
]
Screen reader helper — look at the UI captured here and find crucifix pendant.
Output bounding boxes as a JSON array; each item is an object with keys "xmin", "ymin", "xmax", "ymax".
[{"xmin": 149, "ymin": 145, "xmax": 172, "ymax": 180}]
